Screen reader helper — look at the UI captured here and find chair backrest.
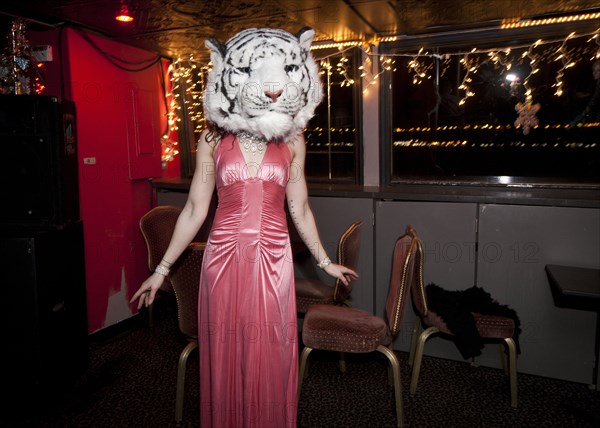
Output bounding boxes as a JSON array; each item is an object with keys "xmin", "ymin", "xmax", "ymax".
[
  {"xmin": 333, "ymin": 219, "xmax": 364, "ymax": 303},
  {"xmin": 408, "ymin": 231, "xmax": 428, "ymax": 318},
  {"xmin": 139, "ymin": 205, "xmax": 183, "ymax": 273},
  {"xmin": 139, "ymin": 205, "xmax": 183, "ymax": 291},
  {"xmin": 385, "ymin": 225, "xmax": 424, "ymax": 337},
  {"xmin": 139, "ymin": 201, "xmax": 216, "ymax": 274},
  {"xmin": 169, "ymin": 242, "xmax": 206, "ymax": 339}
]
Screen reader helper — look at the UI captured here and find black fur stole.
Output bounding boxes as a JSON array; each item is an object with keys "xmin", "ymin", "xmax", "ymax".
[{"xmin": 425, "ymin": 283, "xmax": 522, "ymax": 359}]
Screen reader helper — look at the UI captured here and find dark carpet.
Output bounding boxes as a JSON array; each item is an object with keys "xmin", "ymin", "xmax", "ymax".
[{"xmin": 4, "ymin": 296, "xmax": 600, "ymax": 428}]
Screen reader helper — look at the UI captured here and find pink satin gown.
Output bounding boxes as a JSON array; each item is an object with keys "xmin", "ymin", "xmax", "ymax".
[{"xmin": 198, "ymin": 134, "xmax": 298, "ymax": 427}]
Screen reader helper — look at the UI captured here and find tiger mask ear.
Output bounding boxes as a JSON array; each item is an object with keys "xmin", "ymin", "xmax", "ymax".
[
  {"xmin": 205, "ymin": 37, "xmax": 226, "ymax": 70},
  {"xmin": 296, "ymin": 27, "xmax": 315, "ymax": 51}
]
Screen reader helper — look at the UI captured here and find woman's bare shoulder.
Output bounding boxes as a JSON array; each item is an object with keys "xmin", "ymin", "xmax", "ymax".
[
  {"xmin": 287, "ymin": 132, "xmax": 305, "ymax": 158},
  {"xmin": 196, "ymin": 129, "xmax": 223, "ymax": 159}
]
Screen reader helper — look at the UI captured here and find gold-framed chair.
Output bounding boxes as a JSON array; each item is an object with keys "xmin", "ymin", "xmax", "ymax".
[
  {"xmin": 139, "ymin": 205, "xmax": 206, "ymax": 423},
  {"xmin": 295, "ymin": 219, "xmax": 364, "ymax": 313},
  {"xmin": 298, "ymin": 225, "xmax": 423, "ymax": 428},
  {"xmin": 407, "ymin": 239, "xmax": 519, "ymax": 408}
]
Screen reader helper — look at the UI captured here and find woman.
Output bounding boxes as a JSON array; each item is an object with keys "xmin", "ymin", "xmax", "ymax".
[{"xmin": 130, "ymin": 28, "xmax": 358, "ymax": 427}]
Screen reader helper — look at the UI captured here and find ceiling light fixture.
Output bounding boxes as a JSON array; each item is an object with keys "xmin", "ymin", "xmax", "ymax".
[{"xmin": 115, "ymin": 0, "xmax": 134, "ymax": 23}]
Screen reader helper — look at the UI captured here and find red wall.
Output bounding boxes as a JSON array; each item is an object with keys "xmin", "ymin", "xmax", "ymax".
[{"xmin": 30, "ymin": 27, "xmax": 171, "ymax": 333}]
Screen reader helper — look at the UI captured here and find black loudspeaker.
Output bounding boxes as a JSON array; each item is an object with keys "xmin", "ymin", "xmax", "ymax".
[
  {"xmin": 0, "ymin": 94, "xmax": 79, "ymax": 228},
  {"xmin": 0, "ymin": 221, "xmax": 88, "ymax": 387}
]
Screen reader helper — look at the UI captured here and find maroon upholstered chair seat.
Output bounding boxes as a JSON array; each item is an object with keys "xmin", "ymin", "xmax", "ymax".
[
  {"xmin": 472, "ymin": 313, "xmax": 516, "ymax": 339},
  {"xmin": 295, "ymin": 219, "xmax": 363, "ymax": 314},
  {"xmin": 303, "ymin": 304, "xmax": 392, "ymax": 353},
  {"xmin": 421, "ymin": 310, "xmax": 515, "ymax": 340},
  {"xmin": 298, "ymin": 226, "xmax": 423, "ymax": 428}
]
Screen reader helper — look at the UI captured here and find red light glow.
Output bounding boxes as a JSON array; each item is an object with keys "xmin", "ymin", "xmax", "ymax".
[
  {"xmin": 115, "ymin": 13, "xmax": 134, "ymax": 23},
  {"xmin": 115, "ymin": 1, "xmax": 134, "ymax": 23}
]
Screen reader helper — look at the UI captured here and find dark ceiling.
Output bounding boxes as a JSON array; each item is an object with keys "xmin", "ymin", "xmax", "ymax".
[{"xmin": 1, "ymin": 0, "xmax": 599, "ymax": 60}]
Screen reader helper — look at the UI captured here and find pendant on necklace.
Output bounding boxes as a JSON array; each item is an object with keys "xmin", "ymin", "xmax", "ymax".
[{"xmin": 238, "ymin": 131, "xmax": 266, "ymax": 156}]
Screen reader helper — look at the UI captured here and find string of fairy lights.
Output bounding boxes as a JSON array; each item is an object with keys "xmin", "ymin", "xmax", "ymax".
[
  {"xmin": 553, "ymin": 32, "xmax": 577, "ymax": 97},
  {"xmin": 161, "ymin": 24, "xmax": 600, "ymax": 162}
]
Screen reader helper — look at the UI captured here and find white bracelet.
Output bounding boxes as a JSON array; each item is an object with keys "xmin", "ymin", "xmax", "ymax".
[
  {"xmin": 155, "ymin": 264, "xmax": 170, "ymax": 276},
  {"xmin": 317, "ymin": 256, "xmax": 332, "ymax": 269}
]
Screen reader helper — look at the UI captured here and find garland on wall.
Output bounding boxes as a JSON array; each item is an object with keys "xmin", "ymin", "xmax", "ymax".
[
  {"xmin": 161, "ymin": 57, "xmax": 211, "ymax": 162},
  {"xmin": 0, "ymin": 18, "xmax": 45, "ymax": 95}
]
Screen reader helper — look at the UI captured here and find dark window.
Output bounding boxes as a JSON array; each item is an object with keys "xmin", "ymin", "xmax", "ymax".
[
  {"xmin": 305, "ymin": 47, "xmax": 362, "ymax": 183},
  {"xmin": 382, "ymin": 24, "xmax": 600, "ymax": 186}
]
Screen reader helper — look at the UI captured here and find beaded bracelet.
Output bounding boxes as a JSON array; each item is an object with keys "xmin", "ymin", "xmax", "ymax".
[
  {"xmin": 317, "ymin": 256, "xmax": 332, "ymax": 269},
  {"xmin": 155, "ymin": 264, "xmax": 170, "ymax": 276},
  {"xmin": 160, "ymin": 258, "xmax": 173, "ymax": 267}
]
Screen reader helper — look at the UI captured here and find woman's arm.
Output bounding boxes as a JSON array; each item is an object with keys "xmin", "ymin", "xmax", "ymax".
[
  {"xmin": 285, "ymin": 134, "xmax": 358, "ymax": 285},
  {"xmin": 130, "ymin": 130, "xmax": 217, "ymax": 309}
]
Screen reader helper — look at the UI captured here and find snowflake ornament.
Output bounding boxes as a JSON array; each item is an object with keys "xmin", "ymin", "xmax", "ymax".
[{"xmin": 514, "ymin": 101, "xmax": 540, "ymax": 135}]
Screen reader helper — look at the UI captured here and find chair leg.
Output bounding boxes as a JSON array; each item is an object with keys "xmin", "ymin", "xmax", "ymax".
[
  {"xmin": 499, "ymin": 343, "xmax": 508, "ymax": 374},
  {"xmin": 298, "ymin": 346, "xmax": 313, "ymax": 397},
  {"xmin": 504, "ymin": 338, "xmax": 518, "ymax": 408},
  {"xmin": 175, "ymin": 340, "xmax": 198, "ymax": 423},
  {"xmin": 147, "ymin": 302, "xmax": 155, "ymax": 328},
  {"xmin": 408, "ymin": 317, "xmax": 421, "ymax": 367},
  {"xmin": 339, "ymin": 352, "xmax": 346, "ymax": 373},
  {"xmin": 377, "ymin": 345, "xmax": 404, "ymax": 428},
  {"xmin": 409, "ymin": 326, "xmax": 439, "ymax": 395}
]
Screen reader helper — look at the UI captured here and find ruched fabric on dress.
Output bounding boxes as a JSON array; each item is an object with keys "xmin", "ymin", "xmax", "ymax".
[{"xmin": 198, "ymin": 134, "xmax": 297, "ymax": 427}]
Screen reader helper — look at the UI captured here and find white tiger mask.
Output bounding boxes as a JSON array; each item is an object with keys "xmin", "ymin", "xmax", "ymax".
[{"xmin": 204, "ymin": 27, "xmax": 323, "ymax": 141}]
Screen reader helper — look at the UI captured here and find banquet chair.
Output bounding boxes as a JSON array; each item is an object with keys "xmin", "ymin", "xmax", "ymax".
[
  {"xmin": 139, "ymin": 205, "xmax": 207, "ymax": 422},
  {"xmin": 139, "ymin": 205, "xmax": 181, "ymax": 327},
  {"xmin": 407, "ymin": 243, "xmax": 519, "ymax": 408},
  {"xmin": 298, "ymin": 225, "xmax": 423, "ymax": 428},
  {"xmin": 295, "ymin": 219, "xmax": 364, "ymax": 313},
  {"xmin": 168, "ymin": 242, "xmax": 206, "ymax": 423}
]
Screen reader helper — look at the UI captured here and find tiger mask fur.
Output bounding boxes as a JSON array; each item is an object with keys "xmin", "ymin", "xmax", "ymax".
[{"xmin": 204, "ymin": 27, "xmax": 323, "ymax": 142}]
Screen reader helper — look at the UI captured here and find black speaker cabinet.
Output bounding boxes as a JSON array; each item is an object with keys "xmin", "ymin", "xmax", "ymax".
[
  {"xmin": 0, "ymin": 94, "xmax": 79, "ymax": 228},
  {"xmin": 0, "ymin": 221, "xmax": 88, "ymax": 387}
]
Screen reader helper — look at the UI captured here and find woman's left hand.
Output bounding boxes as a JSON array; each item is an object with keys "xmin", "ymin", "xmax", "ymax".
[{"xmin": 323, "ymin": 263, "xmax": 359, "ymax": 286}]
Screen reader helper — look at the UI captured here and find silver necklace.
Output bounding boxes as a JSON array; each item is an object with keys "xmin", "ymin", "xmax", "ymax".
[{"xmin": 237, "ymin": 131, "xmax": 266, "ymax": 156}]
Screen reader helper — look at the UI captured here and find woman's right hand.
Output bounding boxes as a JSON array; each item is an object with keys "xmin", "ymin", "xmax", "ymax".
[
  {"xmin": 323, "ymin": 263, "xmax": 359, "ymax": 287},
  {"xmin": 130, "ymin": 273, "xmax": 166, "ymax": 310}
]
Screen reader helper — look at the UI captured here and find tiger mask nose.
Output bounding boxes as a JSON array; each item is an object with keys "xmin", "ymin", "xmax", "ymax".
[{"xmin": 264, "ymin": 89, "xmax": 283, "ymax": 102}]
